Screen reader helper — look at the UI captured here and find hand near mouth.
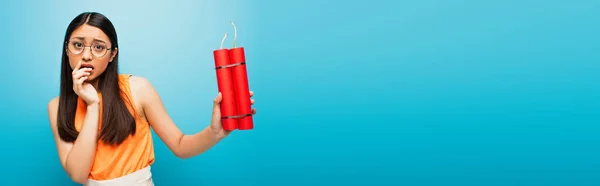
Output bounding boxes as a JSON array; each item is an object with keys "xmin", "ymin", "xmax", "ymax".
[{"xmin": 72, "ymin": 61, "xmax": 99, "ymax": 105}]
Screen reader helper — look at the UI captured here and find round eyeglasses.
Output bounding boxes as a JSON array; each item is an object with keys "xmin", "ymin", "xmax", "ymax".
[{"xmin": 66, "ymin": 40, "xmax": 112, "ymax": 58}]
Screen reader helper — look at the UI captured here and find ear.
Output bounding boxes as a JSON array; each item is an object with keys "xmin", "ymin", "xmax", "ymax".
[{"xmin": 109, "ymin": 48, "xmax": 118, "ymax": 62}]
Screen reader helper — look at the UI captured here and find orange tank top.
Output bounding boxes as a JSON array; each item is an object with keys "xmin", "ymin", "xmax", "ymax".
[{"xmin": 74, "ymin": 74, "xmax": 155, "ymax": 181}]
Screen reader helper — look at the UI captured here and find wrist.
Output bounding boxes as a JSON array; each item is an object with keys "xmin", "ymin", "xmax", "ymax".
[
  {"xmin": 87, "ymin": 103, "xmax": 99, "ymax": 110},
  {"xmin": 206, "ymin": 126, "xmax": 225, "ymax": 141}
]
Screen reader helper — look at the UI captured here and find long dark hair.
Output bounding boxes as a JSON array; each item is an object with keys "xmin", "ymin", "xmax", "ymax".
[{"xmin": 57, "ymin": 12, "xmax": 135, "ymax": 145}]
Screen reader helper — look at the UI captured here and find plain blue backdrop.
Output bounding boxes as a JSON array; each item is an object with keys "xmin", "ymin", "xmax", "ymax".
[{"xmin": 1, "ymin": 0, "xmax": 599, "ymax": 185}]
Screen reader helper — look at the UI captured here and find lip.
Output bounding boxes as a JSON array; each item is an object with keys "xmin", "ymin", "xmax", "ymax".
[{"xmin": 81, "ymin": 63, "xmax": 94, "ymax": 70}]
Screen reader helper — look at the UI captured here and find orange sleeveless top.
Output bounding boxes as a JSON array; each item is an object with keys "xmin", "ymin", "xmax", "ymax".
[{"xmin": 74, "ymin": 74, "xmax": 155, "ymax": 181}]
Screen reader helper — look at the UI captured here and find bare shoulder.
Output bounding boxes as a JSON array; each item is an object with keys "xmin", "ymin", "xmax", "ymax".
[
  {"xmin": 48, "ymin": 96, "xmax": 59, "ymax": 108},
  {"xmin": 128, "ymin": 75, "xmax": 153, "ymax": 91},
  {"xmin": 127, "ymin": 75, "xmax": 157, "ymax": 108},
  {"xmin": 48, "ymin": 96, "xmax": 60, "ymax": 127}
]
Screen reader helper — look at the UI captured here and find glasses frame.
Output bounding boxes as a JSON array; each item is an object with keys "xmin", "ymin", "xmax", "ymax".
[{"xmin": 65, "ymin": 40, "xmax": 113, "ymax": 58}]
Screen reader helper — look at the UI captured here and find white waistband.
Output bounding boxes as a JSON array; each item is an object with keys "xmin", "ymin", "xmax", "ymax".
[{"xmin": 85, "ymin": 166, "xmax": 153, "ymax": 186}]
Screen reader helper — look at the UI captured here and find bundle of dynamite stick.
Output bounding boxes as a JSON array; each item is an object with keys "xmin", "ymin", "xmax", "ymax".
[{"xmin": 212, "ymin": 21, "xmax": 254, "ymax": 130}]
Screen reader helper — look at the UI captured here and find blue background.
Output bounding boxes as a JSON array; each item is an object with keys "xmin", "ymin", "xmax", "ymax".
[{"xmin": 1, "ymin": 0, "xmax": 599, "ymax": 185}]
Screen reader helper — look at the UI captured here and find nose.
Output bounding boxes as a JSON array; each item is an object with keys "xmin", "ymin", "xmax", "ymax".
[{"xmin": 81, "ymin": 46, "xmax": 93, "ymax": 61}]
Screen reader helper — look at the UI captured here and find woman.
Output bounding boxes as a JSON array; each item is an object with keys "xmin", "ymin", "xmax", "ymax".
[{"xmin": 47, "ymin": 12, "xmax": 256, "ymax": 186}]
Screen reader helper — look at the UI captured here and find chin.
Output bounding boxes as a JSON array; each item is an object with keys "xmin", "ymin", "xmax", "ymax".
[{"xmin": 85, "ymin": 76, "xmax": 97, "ymax": 82}]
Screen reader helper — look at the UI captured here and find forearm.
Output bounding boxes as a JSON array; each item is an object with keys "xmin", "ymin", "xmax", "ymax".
[
  {"xmin": 176, "ymin": 127, "xmax": 223, "ymax": 159},
  {"xmin": 65, "ymin": 104, "xmax": 100, "ymax": 183}
]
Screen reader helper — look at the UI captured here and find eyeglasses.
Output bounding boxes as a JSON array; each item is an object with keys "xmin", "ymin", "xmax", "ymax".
[{"xmin": 65, "ymin": 40, "xmax": 113, "ymax": 58}]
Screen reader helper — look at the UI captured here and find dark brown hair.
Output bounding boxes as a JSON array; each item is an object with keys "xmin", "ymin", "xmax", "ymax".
[{"xmin": 57, "ymin": 12, "xmax": 135, "ymax": 145}]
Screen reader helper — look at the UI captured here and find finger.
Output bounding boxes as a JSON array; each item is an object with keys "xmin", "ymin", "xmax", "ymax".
[
  {"xmin": 80, "ymin": 68, "xmax": 93, "ymax": 72},
  {"xmin": 75, "ymin": 76, "xmax": 87, "ymax": 92},
  {"xmin": 73, "ymin": 70, "xmax": 90, "ymax": 80},
  {"xmin": 75, "ymin": 69, "xmax": 89, "ymax": 82},
  {"xmin": 213, "ymin": 92, "xmax": 222, "ymax": 105},
  {"xmin": 249, "ymin": 91, "xmax": 254, "ymax": 97},
  {"xmin": 251, "ymin": 108, "xmax": 256, "ymax": 115},
  {"xmin": 72, "ymin": 69, "xmax": 88, "ymax": 92},
  {"xmin": 72, "ymin": 61, "xmax": 82, "ymax": 75},
  {"xmin": 72, "ymin": 66, "xmax": 91, "ymax": 81},
  {"xmin": 251, "ymin": 99, "xmax": 254, "ymax": 105},
  {"xmin": 77, "ymin": 76, "xmax": 88, "ymax": 85}
]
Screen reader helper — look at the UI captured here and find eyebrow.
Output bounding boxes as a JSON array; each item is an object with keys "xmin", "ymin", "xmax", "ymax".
[{"xmin": 72, "ymin": 37, "xmax": 107, "ymax": 44}]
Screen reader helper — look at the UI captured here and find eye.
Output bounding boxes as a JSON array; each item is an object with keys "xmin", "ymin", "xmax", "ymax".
[
  {"xmin": 73, "ymin": 42, "xmax": 83, "ymax": 48},
  {"xmin": 93, "ymin": 44, "xmax": 106, "ymax": 51}
]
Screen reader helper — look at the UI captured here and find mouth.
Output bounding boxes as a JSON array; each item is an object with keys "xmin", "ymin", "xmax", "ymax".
[{"xmin": 81, "ymin": 64, "xmax": 95, "ymax": 70}]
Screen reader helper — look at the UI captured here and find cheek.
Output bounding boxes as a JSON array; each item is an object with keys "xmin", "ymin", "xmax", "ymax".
[
  {"xmin": 67, "ymin": 56, "xmax": 78, "ymax": 69},
  {"xmin": 93, "ymin": 62, "xmax": 111, "ymax": 74}
]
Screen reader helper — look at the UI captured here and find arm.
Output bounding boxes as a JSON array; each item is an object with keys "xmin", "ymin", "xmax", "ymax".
[
  {"xmin": 133, "ymin": 77, "xmax": 223, "ymax": 159},
  {"xmin": 48, "ymin": 97, "xmax": 100, "ymax": 184}
]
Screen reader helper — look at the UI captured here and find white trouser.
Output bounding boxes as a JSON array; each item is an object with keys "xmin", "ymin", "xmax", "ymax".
[{"xmin": 84, "ymin": 166, "xmax": 154, "ymax": 186}]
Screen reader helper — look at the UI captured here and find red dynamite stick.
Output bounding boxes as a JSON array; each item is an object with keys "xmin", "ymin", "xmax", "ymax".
[
  {"xmin": 229, "ymin": 47, "xmax": 253, "ymax": 130},
  {"xmin": 229, "ymin": 21, "xmax": 253, "ymax": 130},
  {"xmin": 213, "ymin": 33, "xmax": 238, "ymax": 130}
]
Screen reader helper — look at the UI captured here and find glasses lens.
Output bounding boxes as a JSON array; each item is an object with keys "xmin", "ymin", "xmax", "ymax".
[
  {"xmin": 68, "ymin": 41, "xmax": 83, "ymax": 54},
  {"xmin": 91, "ymin": 43, "xmax": 108, "ymax": 57}
]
